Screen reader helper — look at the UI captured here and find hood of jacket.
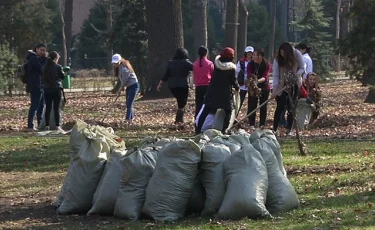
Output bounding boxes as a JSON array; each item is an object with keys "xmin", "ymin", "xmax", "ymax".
[
  {"xmin": 214, "ymin": 55, "xmax": 236, "ymax": 71},
  {"xmin": 25, "ymin": 50, "xmax": 37, "ymax": 60}
]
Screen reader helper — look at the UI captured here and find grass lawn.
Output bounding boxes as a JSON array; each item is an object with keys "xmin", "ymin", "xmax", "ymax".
[{"xmin": 1, "ymin": 134, "xmax": 375, "ymax": 230}]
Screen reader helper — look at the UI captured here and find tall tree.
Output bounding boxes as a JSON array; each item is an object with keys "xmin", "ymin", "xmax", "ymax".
[
  {"xmin": 225, "ymin": 0, "xmax": 239, "ymax": 61},
  {"xmin": 279, "ymin": 0, "xmax": 289, "ymax": 40},
  {"xmin": 64, "ymin": 0, "xmax": 73, "ymax": 63},
  {"xmin": 59, "ymin": 0, "xmax": 67, "ymax": 66},
  {"xmin": 269, "ymin": 0, "xmax": 277, "ymax": 60},
  {"xmin": 340, "ymin": 0, "xmax": 375, "ymax": 92},
  {"xmin": 191, "ymin": 0, "xmax": 208, "ymax": 51},
  {"xmin": 292, "ymin": 0, "xmax": 332, "ymax": 77},
  {"xmin": 237, "ymin": 0, "xmax": 248, "ymax": 59},
  {"xmin": 335, "ymin": 0, "xmax": 342, "ymax": 72},
  {"xmin": 145, "ymin": 0, "xmax": 184, "ymax": 98}
]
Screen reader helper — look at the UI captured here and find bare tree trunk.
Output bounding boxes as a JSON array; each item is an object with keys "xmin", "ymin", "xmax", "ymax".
[
  {"xmin": 64, "ymin": 0, "xmax": 73, "ymax": 64},
  {"xmin": 192, "ymin": 0, "xmax": 208, "ymax": 51},
  {"xmin": 279, "ymin": 0, "xmax": 288, "ymax": 40},
  {"xmin": 340, "ymin": 0, "xmax": 349, "ymax": 38},
  {"xmin": 335, "ymin": 0, "xmax": 342, "ymax": 72},
  {"xmin": 59, "ymin": 0, "xmax": 67, "ymax": 66},
  {"xmin": 269, "ymin": 0, "xmax": 277, "ymax": 61},
  {"xmin": 106, "ymin": 0, "xmax": 113, "ymax": 74},
  {"xmin": 237, "ymin": 0, "xmax": 248, "ymax": 59},
  {"xmin": 144, "ymin": 0, "xmax": 184, "ymax": 98},
  {"xmin": 225, "ymin": 0, "xmax": 239, "ymax": 61}
]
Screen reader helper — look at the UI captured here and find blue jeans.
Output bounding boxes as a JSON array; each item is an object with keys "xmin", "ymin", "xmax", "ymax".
[
  {"xmin": 28, "ymin": 90, "xmax": 45, "ymax": 129},
  {"xmin": 125, "ymin": 82, "xmax": 140, "ymax": 120}
]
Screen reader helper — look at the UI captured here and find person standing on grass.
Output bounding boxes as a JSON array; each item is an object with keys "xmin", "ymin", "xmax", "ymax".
[
  {"xmin": 236, "ymin": 46, "xmax": 254, "ymax": 112},
  {"xmin": 271, "ymin": 42, "xmax": 305, "ymax": 135},
  {"xmin": 41, "ymin": 51, "xmax": 65, "ymax": 132},
  {"xmin": 157, "ymin": 48, "xmax": 193, "ymax": 124},
  {"xmin": 26, "ymin": 43, "xmax": 47, "ymax": 131},
  {"xmin": 295, "ymin": 43, "xmax": 313, "ymax": 80},
  {"xmin": 193, "ymin": 46, "xmax": 214, "ymax": 118},
  {"xmin": 196, "ymin": 47, "xmax": 240, "ymax": 134},
  {"xmin": 246, "ymin": 48, "xmax": 271, "ymax": 131},
  {"xmin": 112, "ymin": 54, "xmax": 140, "ymax": 125},
  {"xmin": 303, "ymin": 72, "xmax": 321, "ymax": 123}
]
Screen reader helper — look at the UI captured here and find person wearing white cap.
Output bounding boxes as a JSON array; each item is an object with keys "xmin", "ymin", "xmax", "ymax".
[
  {"xmin": 235, "ymin": 46, "xmax": 254, "ymax": 112},
  {"xmin": 111, "ymin": 53, "xmax": 140, "ymax": 124}
]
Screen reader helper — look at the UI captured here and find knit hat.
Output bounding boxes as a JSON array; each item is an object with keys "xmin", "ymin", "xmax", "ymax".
[{"xmin": 220, "ymin": 47, "xmax": 235, "ymax": 59}]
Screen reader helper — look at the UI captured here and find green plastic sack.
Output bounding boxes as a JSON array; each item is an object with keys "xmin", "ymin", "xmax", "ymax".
[
  {"xmin": 186, "ymin": 177, "xmax": 206, "ymax": 214},
  {"xmin": 114, "ymin": 146, "xmax": 159, "ymax": 220},
  {"xmin": 253, "ymin": 139, "xmax": 299, "ymax": 214},
  {"xmin": 142, "ymin": 140, "xmax": 201, "ymax": 221},
  {"xmin": 218, "ymin": 144, "xmax": 270, "ymax": 220},
  {"xmin": 200, "ymin": 143, "xmax": 231, "ymax": 217},
  {"xmin": 88, "ymin": 149, "xmax": 127, "ymax": 215},
  {"xmin": 210, "ymin": 135, "xmax": 241, "ymax": 153}
]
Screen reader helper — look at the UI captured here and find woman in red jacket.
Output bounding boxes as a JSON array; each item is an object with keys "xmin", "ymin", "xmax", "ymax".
[{"xmin": 246, "ymin": 48, "xmax": 271, "ymax": 130}]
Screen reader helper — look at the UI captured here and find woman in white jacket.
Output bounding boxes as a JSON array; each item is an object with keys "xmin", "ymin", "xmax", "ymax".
[{"xmin": 272, "ymin": 42, "xmax": 305, "ymax": 134}]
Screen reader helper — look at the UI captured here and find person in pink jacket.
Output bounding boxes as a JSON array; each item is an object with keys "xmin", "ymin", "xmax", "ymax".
[{"xmin": 193, "ymin": 46, "xmax": 214, "ymax": 118}]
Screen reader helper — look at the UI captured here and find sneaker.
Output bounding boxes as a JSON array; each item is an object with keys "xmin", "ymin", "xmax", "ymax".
[
  {"xmin": 45, "ymin": 126, "xmax": 50, "ymax": 131},
  {"xmin": 286, "ymin": 129, "xmax": 296, "ymax": 137},
  {"xmin": 27, "ymin": 127, "xmax": 37, "ymax": 132},
  {"xmin": 56, "ymin": 126, "xmax": 65, "ymax": 133}
]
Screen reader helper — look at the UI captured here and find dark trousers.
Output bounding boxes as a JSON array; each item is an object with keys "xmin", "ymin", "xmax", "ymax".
[
  {"xmin": 195, "ymin": 85, "xmax": 208, "ymax": 118},
  {"xmin": 247, "ymin": 90, "xmax": 270, "ymax": 127},
  {"xmin": 197, "ymin": 106, "xmax": 231, "ymax": 134},
  {"xmin": 170, "ymin": 87, "xmax": 189, "ymax": 122},
  {"xmin": 44, "ymin": 89, "xmax": 62, "ymax": 127},
  {"xmin": 28, "ymin": 90, "xmax": 45, "ymax": 129},
  {"xmin": 238, "ymin": 89, "xmax": 247, "ymax": 113},
  {"xmin": 273, "ymin": 85, "xmax": 298, "ymax": 131},
  {"xmin": 125, "ymin": 82, "xmax": 140, "ymax": 120}
]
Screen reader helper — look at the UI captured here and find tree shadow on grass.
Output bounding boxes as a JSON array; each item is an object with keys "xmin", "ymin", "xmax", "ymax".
[{"xmin": 0, "ymin": 142, "xmax": 70, "ymax": 172}]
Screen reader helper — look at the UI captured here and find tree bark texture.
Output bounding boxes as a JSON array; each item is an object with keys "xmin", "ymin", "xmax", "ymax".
[
  {"xmin": 59, "ymin": 0, "xmax": 67, "ymax": 66},
  {"xmin": 335, "ymin": 0, "xmax": 341, "ymax": 72},
  {"xmin": 225, "ymin": 0, "xmax": 239, "ymax": 61},
  {"xmin": 144, "ymin": 0, "xmax": 184, "ymax": 98},
  {"xmin": 269, "ymin": 0, "xmax": 277, "ymax": 61},
  {"xmin": 237, "ymin": 0, "xmax": 248, "ymax": 60},
  {"xmin": 191, "ymin": 0, "xmax": 208, "ymax": 51},
  {"xmin": 279, "ymin": 0, "xmax": 288, "ymax": 41},
  {"xmin": 64, "ymin": 0, "xmax": 73, "ymax": 64}
]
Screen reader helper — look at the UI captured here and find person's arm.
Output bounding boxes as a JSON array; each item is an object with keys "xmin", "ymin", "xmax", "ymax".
[
  {"xmin": 57, "ymin": 65, "xmax": 65, "ymax": 80},
  {"xmin": 209, "ymin": 62, "xmax": 214, "ymax": 76},
  {"xmin": 257, "ymin": 62, "xmax": 270, "ymax": 84},
  {"xmin": 158, "ymin": 62, "xmax": 170, "ymax": 91},
  {"xmin": 235, "ymin": 61, "xmax": 241, "ymax": 75},
  {"xmin": 231, "ymin": 69, "xmax": 240, "ymax": 91},
  {"xmin": 295, "ymin": 49, "xmax": 305, "ymax": 76},
  {"xmin": 119, "ymin": 67, "xmax": 131, "ymax": 92},
  {"xmin": 186, "ymin": 60, "xmax": 193, "ymax": 71},
  {"xmin": 306, "ymin": 57, "xmax": 313, "ymax": 74},
  {"xmin": 27, "ymin": 55, "xmax": 40, "ymax": 74}
]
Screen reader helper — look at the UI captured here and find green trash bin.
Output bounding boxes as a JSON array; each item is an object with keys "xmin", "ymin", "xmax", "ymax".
[{"xmin": 62, "ymin": 66, "xmax": 71, "ymax": 89}]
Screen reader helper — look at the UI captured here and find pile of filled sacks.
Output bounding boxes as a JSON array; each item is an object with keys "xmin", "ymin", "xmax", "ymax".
[{"xmin": 55, "ymin": 121, "xmax": 299, "ymax": 221}]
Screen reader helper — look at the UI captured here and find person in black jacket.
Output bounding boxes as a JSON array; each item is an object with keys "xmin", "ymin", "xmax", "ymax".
[
  {"xmin": 26, "ymin": 43, "xmax": 47, "ymax": 131},
  {"xmin": 157, "ymin": 48, "xmax": 193, "ymax": 124},
  {"xmin": 41, "ymin": 51, "xmax": 65, "ymax": 132},
  {"xmin": 196, "ymin": 47, "xmax": 240, "ymax": 134}
]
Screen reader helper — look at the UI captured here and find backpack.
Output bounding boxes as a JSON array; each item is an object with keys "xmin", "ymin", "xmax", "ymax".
[
  {"xmin": 237, "ymin": 61, "xmax": 245, "ymax": 86},
  {"xmin": 16, "ymin": 61, "xmax": 28, "ymax": 84}
]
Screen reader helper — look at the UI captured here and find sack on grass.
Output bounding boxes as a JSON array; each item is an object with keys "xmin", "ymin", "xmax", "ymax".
[
  {"xmin": 210, "ymin": 135, "xmax": 241, "ymax": 154},
  {"xmin": 186, "ymin": 177, "xmax": 206, "ymax": 214},
  {"xmin": 252, "ymin": 139, "xmax": 299, "ymax": 214},
  {"xmin": 200, "ymin": 143, "xmax": 231, "ymax": 217},
  {"xmin": 87, "ymin": 148, "xmax": 127, "ymax": 215},
  {"xmin": 142, "ymin": 140, "xmax": 201, "ymax": 221},
  {"xmin": 114, "ymin": 146, "xmax": 159, "ymax": 220},
  {"xmin": 218, "ymin": 144, "xmax": 270, "ymax": 220}
]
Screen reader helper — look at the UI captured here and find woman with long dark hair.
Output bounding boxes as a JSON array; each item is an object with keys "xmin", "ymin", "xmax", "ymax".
[
  {"xmin": 26, "ymin": 43, "xmax": 47, "ymax": 131},
  {"xmin": 246, "ymin": 48, "xmax": 271, "ymax": 130},
  {"xmin": 112, "ymin": 54, "xmax": 140, "ymax": 124},
  {"xmin": 272, "ymin": 42, "xmax": 305, "ymax": 135},
  {"xmin": 41, "ymin": 51, "xmax": 65, "ymax": 132},
  {"xmin": 157, "ymin": 48, "xmax": 193, "ymax": 124},
  {"xmin": 193, "ymin": 46, "xmax": 214, "ymax": 118},
  {"xmin": 196, "ymin": 47, "xmax": 240, "ymax": 134}
]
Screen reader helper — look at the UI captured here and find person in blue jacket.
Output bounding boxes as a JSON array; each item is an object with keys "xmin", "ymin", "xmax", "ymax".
[{"xmin": 26, "ymin": 43, "xmax": 47, "ymax": 131}]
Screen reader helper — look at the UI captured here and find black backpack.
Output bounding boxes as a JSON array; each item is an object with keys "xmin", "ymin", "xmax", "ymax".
[
  {"xmin": 237, "ymin": 61, "xmax": 246, "ymax": 86},
  {"xmin": 16, "ymin": 60, "xmax": 28, "ymax": 84}
]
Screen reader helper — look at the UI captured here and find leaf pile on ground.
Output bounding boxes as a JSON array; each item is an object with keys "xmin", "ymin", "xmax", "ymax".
[{"xmin": 0, "ymin": 80, "xmax": 374, "ymax": 139}]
